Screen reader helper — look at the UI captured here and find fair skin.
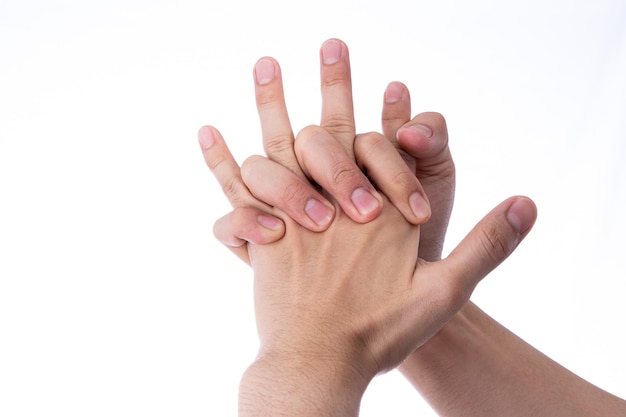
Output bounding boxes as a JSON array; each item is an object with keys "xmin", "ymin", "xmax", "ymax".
[
  {"xmin": 200, "ymin": 39, "xmax": 534, "ymax": 416},
  {"xmin": 201, "ymin": 39, "xmax": 626, "ymax": 415}
]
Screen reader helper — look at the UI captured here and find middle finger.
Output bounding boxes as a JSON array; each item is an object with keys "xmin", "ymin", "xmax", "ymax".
[{"xmin": 319, "ymin": 39, "xmax": 356, "ymax": 156}]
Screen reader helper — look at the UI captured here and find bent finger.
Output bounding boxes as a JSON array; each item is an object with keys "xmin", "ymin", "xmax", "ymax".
[
  {"xmin": 241, "ymin": 154, "xmax": 336, "ymax": 231},
  {"xmin": 354, "ymin": 132, "xmax": 431, "ymax": 225},
  {"xmin": 295, "ymin": 125, "xmax": 383, "ymax": 223},
  {"xmin": 213, "ymin": 207, "xmax": 286, "ymax": 265},
  {"xmin": 397, "ymin": 112, "xmax": 455, "ymax": 261}
]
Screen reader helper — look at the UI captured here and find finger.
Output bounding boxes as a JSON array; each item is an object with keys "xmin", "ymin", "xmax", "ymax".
[
  {"xmin": 254, "ymin": 57, "xmax": 305, "ymax": 179},
  {"xmin": 381, "ymin": 81, "xmax": 411, "ymax": 145},
  {"xmin": 428, "ymin": 196, "xmax": 537, "ymax": 308},
  {"xmin": 241, "ymin": 154, "xmax": 335, "ymax": 231},
  {"xmin": 397, "ymin": 112, "xmax": 455, "ymax": 261},
  {"xmin": 213, "ymin": 207, "xmax": 286, "ymax": 265},
  {"xmin": 319, "ymin": 38, "xmax": 356, "ymax": 155},
  {"xmin": 294, "ymin": 125, "xmax": 383, "ymax": 223},
  {"xmin": 354, "ymin": 132, "xmax": 430, "ymax": 224},
  {"xmin": 199, "ymin": 125, "xmax": 271, "ymax": 211}
]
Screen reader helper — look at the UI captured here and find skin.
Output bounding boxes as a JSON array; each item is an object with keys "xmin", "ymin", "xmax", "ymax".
[
  {"xmin": 203, "ymin": 39, "xmax": 626, "ymax": 417},
  {"xmin": 199, "ymin": 39, "xmax": 539, "ymax": 416}
]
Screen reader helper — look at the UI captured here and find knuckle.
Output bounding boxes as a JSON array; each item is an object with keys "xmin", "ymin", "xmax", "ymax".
[
  {"xmin": 280, "ymin": 181, "xmax": 308, "ymax": 205},
  {"xmin": 390, "ymin": 169, "xmax": 417, "ymax": 189},
  {"xmin": 477, "ymin": 223, "xmax": 514, "ymax": 266},
  {"xmin": 329, "ymin": 160, "xmax": 360, "ymax": 186},
  {"xmin": 256, "ymin": 89, "xmax": 282, "ymax": 106},
  {"xmin": 206, "ymin": 151, "xmax": 228, "ymax": 172},
  {"xmin": 355, "ymin": 132, "xmax": 387, "ymax": 156},
  {"xmin": 221, "ymin": 176, "xmax": 246, "ymax": 207},
  {"xmin": 323, "ymin": 113, "xmax": 354, "ymax": 136},
  {"xmin": 240, "ymin": 155, "xmax": 262, "ymax": 179},
  {"xmin": 322, "ymin": 74, "xmax": 347, "ymax": 89},
  {"xmin": 264, "ymin": 134, "xmax": 294, "ymax": 157}
]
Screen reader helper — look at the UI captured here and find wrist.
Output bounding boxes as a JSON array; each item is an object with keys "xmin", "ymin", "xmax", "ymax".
[{"xmin": 239, "ymin": 351, "xmax": 370, "ymax": 417}]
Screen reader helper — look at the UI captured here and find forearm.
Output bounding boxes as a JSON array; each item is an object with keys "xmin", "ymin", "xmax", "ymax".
[
  {"xmin": 400, "ymin": 302, "xmax": 626, "ymax": 417},
  {"xmin": 239, "ymin": 353, "xmax": 369, "ymax": 417}
]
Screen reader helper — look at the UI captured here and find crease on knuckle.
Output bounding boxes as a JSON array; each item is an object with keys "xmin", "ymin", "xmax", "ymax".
[
  {"xmin": 329, "ymin": 160, "xmax": 359, "ymax": 186},
  {"xmin": 256, "ymin": 90, "xmax": 282, "ymax": 106},
  {"xmin": 264, "ymin": 134, "xmax": 294, "ymax": 157},
  {"xmin": 478, "ymin": 223, "xmax": 513, "ymax": 266},
  {"xmin": 281, "ymin": 181, "xmax": 307, "ymax": 206},
  {"xmin": 206, "ymin": 151, "xmax": 228, "ymax": 172},
  {"xmin": 323, "ymin": 114, "xmax": 354, "ymax": 136},
  {"xmin": 356, "ymin": 132, "xmax": 386, "ymax": 158},
  {"xmin": 390, "ymin": 169, "xmax": 417, "ymax": 190},
  {"xmin": 221, "ymin": 176, "xmax": 246, "ymax": 207}
]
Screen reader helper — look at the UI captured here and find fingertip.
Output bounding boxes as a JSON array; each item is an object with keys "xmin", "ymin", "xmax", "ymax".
[
  {"xmin": 409, "ymin": 191, "xmax": 432, "ymax": 224},
  {"xmin": 257, "ymin": 213, "xmax": 284, "ymax": 231},
  {"xmin": 384, "ymin": 81, "xmax": 408, "ymax": 104},
  {"xmin": 351, "ymin": 187, "xmax": 383, "ymax": 218},
  {"xmin": 254, "ymin": 57, "xmax": 277, "ymax": 86},
  {"xmin": 198, "ymin": 125, "xmax": 216, "ymax": 150},
  {"xmin": 505, "ymin": 196, "xmax": 537, "ymax": 236},
  {"xmin": 397, "ymin": 112, "xmax": 449, "ymax": 159}
]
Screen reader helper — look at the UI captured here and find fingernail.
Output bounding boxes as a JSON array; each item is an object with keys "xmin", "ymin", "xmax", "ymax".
[
  {"xmin": 321, "ymin": 39, "xmax": 342, "ymax": 65},
  {"xmin": 198, "ymin": 128, "xmax": 215, "ymax": 149},
  {"xmin": 409, "ymin": 192, "xmax": 431, "ymax": 221},
  {"xmin": 407, "ymin": 124, "xmax": 433, "ymax": 138},
  {"xmin": 257, "ymin": 214, "xmax": 283, "ymax": 231},
  {"xmin": 506, "ymin": 197, "xmax": 536, "ymax": 235},
  {"xmin": 351, "ymin": 188, "xmax": 381, "ymax": 216},
  {"xmin": 305, "ymin": 199, "xmax": 334, "ymax": 226},
  {"xmin": 385, "ymin": 82, "xmax": 404, "ymax": 103},
  {"xmin": 255, "ymin": 58, "xmax": 275, "ymax": 85}
]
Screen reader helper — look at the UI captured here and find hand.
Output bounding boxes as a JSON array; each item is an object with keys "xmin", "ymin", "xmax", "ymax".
[
  {"xmin": 202, "ymin": 39, "xmax": 431, "ymax": 264},
  {"xmin": 199, "ymin": 39, "xmax": 538, "ymax": 416}
]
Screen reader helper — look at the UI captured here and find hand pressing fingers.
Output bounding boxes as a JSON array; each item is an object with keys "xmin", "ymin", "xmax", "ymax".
[
  {"xmin": 396, "ymin": 112, "xmax": 455, "ymax": 261},
  {"xmin": 198, "ymin": 125, "xmax": 285, "ymax": 260},
  {"xmin": 294, "ymin": 125, "xmax": 384, "ymax": 223},
  {"xmin": 213, "ymin": 207, "xmax": 285, "ymax": 265},
  {"xmin": 353, "ymin": 132, "xmax": 431, "ymax": 224},
  {"xmin": 241, "ymin": 155, "xmax": 335, "ymax": 230}
]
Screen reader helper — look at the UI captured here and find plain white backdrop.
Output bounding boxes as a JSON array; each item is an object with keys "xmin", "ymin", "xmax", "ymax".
[{"xmin": 1, "ymin": 0, "xmax": 625, "ymax": 415}]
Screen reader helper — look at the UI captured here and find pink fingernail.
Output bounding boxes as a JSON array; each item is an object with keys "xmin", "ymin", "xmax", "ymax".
[
  {"xmin": 255, "ymin": 58, "xmax": 275, "ymax": 85},
  {"xmin": 385, "ymin": 82, "xmax": 404, "ymax": 103},
  {"xmin": 321, "ymin": 39, "xmax": 342, "ymax": 65},
  {"xmin": 410, "ymin": 192, "xmax": 431, "ymax": 221},
  {"xmin": 351, "ymin": 188, "xmax": 381, "ymax": 216},
  {"xmin": 198, "ymin": 128, "xmax": 215, "ymax": 149},
  {"xmin": 506, "ymin": 197, "xmax": 537, "ymax": 235},
  {"xmin": 305, "ymin": 199, "xmax": 334, "ymax": 226},
  {"xmin": 257, "ymin": 214, "xmax": 283, "ymax": 231}
]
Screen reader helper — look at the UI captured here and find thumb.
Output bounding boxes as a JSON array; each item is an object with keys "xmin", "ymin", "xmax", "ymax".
[{"xmin": 441, "ymin": 196, "xmax": 537, "ymax": 295}]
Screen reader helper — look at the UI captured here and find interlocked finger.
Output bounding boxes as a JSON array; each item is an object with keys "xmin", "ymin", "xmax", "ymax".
[
  {"xmin": 198, "ymin": 125, "xmax": 267, "ymax": 211},
  {"xmin": 319, "ymin": 39, "xmax": 356, "ymax": 156},
  {"xmin": 254, "ymin": 57, "xmax": 306, "ymax": 180}
]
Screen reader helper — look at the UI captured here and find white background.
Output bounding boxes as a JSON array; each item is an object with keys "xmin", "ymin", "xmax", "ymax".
[{"xmin": 1, "ymin": 0, "xmax": 625, "ymax": 415}]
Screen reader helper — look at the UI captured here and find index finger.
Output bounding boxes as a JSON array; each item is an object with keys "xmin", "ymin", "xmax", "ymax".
[{"xmin": 254, "ymin": 57, "xmax": 306, "ymax": 180}]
